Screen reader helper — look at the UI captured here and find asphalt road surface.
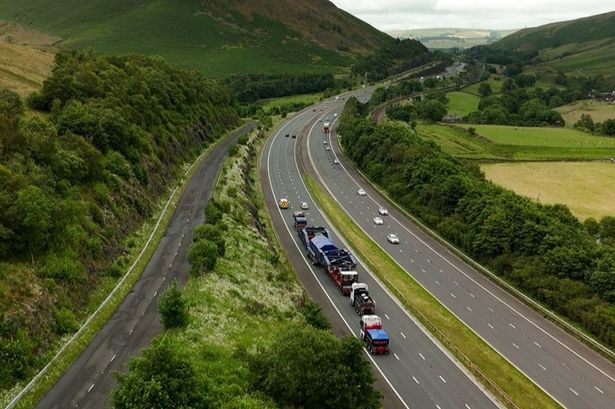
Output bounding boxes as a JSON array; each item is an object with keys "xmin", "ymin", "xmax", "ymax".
[
  {"xmin": 34, "ymin": 122, "xmax": 256, "ymax": 409},
  {"xmin": 260, "ymin": 98, "xmax": 502, "ymax": 409},
  {"xmin": 303, "ymin": 95, "xmax": 615, "ymax": 409}
]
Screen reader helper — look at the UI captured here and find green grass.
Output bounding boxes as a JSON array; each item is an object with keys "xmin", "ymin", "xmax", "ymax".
[
  {"xmin": 260, "ymin": 92, "xmax": 322, "ymax": 111},
  {"xmin": 0, "ymin": 0, "xmax": 389, "ymax": 77},
  {"xmin": 482, "ymin": 161, "xmax": 615, "ymax": 221},
  {"xmin": 462, "ymin": 77, "xmax": 504, "ymax": 95},
  {"xmin": 446, "ymin": 91, "xmax": 480, "ymax": 116},
  {"xmin": 305, "ymin": 176, "xmax": 560, "ymax": 409},
  {"xmin": 417, "ymin": 123, "xmax": 615, "ymax": 161},
  {"xmin": 4, "ymin": 127, "xmax": 244, "ymax": 409}
]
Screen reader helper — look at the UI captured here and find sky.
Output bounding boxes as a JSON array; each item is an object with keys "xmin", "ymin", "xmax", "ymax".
[{"xmin": 331, "ymin": 0, "xmax": 615, "ymax": 31}]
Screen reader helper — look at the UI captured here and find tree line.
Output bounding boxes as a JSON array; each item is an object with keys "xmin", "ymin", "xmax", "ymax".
[
  {"xmin": 0, "ymin": 50, "xmax": 238, "ymax": 390},
  {"xmin": 338, "ymin": 97, "xmax": 615, "ymax": 348},
  {"xmin": 224, "ymin": 73, "xmax": 338, "ymax": 103}
]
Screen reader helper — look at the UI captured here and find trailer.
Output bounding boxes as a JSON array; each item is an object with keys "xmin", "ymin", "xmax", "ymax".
[
  {"xmin": 328, "ymin": 266, "xmax": 358, "ymax": 296},
  {"xmin": 307, "ymin": 235, "xmax": 339, "ymax": 266},
  {"xmin": 350, "ymin": 283, "xmax": 375, "ymax": 315},
  {"xmin": 365, "ymin": 329, "xmax": 390, "ymax": 355},
  {"xmin": 299, "ymin": 226, "xmax": 329, "ymax": 249}
]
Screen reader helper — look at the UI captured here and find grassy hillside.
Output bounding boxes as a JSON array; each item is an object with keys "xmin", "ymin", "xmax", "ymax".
[
  {"xmin": 390, "ymin": 28, "xmax": 516, "ymax": 49},
  {"xmin": 555, "ymin": 100, "xmax": 615, "ymax": 126},
  {"xmin": 0, "ymin": 0, "xmax": 393, "ymax": 76},
  {"xmin": 490, "ymin": 10, "xmax": 615, "ymax": 81}
]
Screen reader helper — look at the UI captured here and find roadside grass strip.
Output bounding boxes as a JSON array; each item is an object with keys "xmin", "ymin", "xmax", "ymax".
[
  {"xmin": 5, "ymin": 127, "xmax": 244, "ymax": 409},
  {"xmin": 305, "ymin": 176, "xmax": 561, "ymax": 409}
]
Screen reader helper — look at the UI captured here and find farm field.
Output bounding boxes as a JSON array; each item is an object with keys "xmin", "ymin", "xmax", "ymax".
[
  {"xmin": 417, "ymin": 123, "xmax": 615, "ymax": 160},
  {"xmin": 482, "ymin": 161, "xmax": 615, "ymax": 220},
  {"xmin": 462, "ymin": 77, "xmax": 504, "ymax": 95},
  {"xmin": 446, "ymin": 91, "xmax": 480, "ymax": 116},
  {"xmin": 260, "ymin": 92, "xmax": 322, "ymax": 111},
  {"xmin": 555, "ymin": 100, "xmax": 615, "ymax": 126}
]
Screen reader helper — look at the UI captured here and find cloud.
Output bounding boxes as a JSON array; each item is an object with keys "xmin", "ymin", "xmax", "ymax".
[{"xmin": 331, "ymin": 0, "xmax": 615, "ymax": 31}]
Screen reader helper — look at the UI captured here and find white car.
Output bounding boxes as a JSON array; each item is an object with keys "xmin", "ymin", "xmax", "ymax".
[
  {"xmin": 378, "ymin": 207, "xmax": 388, "ymax": 215},
  {"xmin": 323, "ymin": 140, "xmax": 328, "ymax": 145},
  {"xmin": 333, "ymin": 113, "xmax": 338, "ymax": 117},
  {"xmin": 387, "ymin": 234, "xmax": 400, "ymax": 244},
  {"xmin": 300, "ymin": 202, "xmax": 309, "ymax": 210},
  {"xmin": 357, "ymin": 188, "xmax": 366, "ymax": 196},
  {"xmin": 333, "ymin": 159, "xmax": 340, "ymax": 165},
  {"xmin": 325, "ymin": 146, "xmax": 331, "ymax": 151},
  {"xmin": 373, "ymin": 217, "xmax": 384, "ymax": 225}
]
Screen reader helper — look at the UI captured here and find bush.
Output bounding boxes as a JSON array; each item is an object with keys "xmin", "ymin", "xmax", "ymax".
[
  {"xmin": 193, "ymin": 224, "xmax": 225, "ymax": 256},
  {"xmin": 299, "ymin": 298, "xmax": 331, "ymax": 330},
  {"xmin": 55, "ymin": 308, "xmax": 79, "ymax": 335},
  {"xmin": 159, "ymin": 281, "xmax": 189, "ymax": 329},
  {"xmin": 188, "ymin": 239, "xmax": 218, "ymax": 275},
  {"xmin": 205, "ymin": 200, "xmax": 224, "ymax": 225}
]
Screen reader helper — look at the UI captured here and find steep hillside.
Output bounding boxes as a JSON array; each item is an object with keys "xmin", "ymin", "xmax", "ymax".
[
  {"xmin": 490, "ymin": 10, "xmax": 615, "ymax": 80},
  {"xmin": 0, "ymin": 0, "xmax": 393, "ymax": 76}
]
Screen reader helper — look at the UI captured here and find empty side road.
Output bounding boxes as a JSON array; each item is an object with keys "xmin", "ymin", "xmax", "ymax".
[{"xmin": 33, "ymin": 121, "xmax": 256, "ymax": 409}]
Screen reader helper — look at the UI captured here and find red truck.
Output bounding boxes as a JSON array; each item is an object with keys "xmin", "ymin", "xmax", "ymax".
[
  {"xmin": 359, "ymin": 315, "xmax": 390, "ymax": 355},
  {"xmin": 323, "ymin": 121, "xmax": 331, "ymax": 134}
]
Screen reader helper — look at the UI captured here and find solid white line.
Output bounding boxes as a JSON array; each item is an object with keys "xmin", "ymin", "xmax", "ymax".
[
  {"xmin": 329, "ymin": 126, "xmax": 615, "ymax": 382},
  {"xmin": 265, "ymin": 112, "xmax": 410, "ymax": 409}
]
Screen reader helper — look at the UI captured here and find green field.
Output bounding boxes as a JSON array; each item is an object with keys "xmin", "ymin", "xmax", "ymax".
[
  {"xmin": 555, "ymin": 100, "xmax": 615, "ymax": 126},
  {"xmin": 483, "ymin": 162, "xmax": 615, "ymax": 220},
  {"xmin": 446, "ymin": 91, "xmax": 480, "ymax": 116},
  {"xmin": 260, "ymin": 92, "xmax": 322, "ymax": 111},
  {"xmin": 0, "ymin": 0, "xmax": 391, "ymax": 77},
  {"xmin": 462, "ymin": 77, "xmax": 504, "ymax": 95},
  {"xmin": 417, "ymin": 123, "xmax": 615, "ymax": 160}
]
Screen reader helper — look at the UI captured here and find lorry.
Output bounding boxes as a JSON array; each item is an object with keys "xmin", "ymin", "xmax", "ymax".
[
  {"xmin": 293, "ymin": 211, "xmax": 307, "ymax": 231},
  {"xmin": 299, "ymin": 226, "xmax": 329, "ymax": 249},
  {"xmin": 323, "ymin": 121, "xmax": 331, "ymax": 134},
  {"xmin": 359, "ymin": 315, "xmax": 390, "ymax": 355},
  {"xmin": 350, "ymin": 283, "xmax": 375, "ymax": 315}
]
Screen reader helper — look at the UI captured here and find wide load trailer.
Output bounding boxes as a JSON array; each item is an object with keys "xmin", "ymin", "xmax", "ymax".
[
  {"xmin": 359, "ymin": 315, "xmax": 390, "ymax": 355},
  {"xmin": 299, "ymin": 226, "xmax": 329, "ymax": 249},
  {"xmin": 350, "ymin": 283, "xmax": 375, "ymax": 315},
  {"xmin": 324, "ymin": 248, "xmax": 358, "ymax": 295}
]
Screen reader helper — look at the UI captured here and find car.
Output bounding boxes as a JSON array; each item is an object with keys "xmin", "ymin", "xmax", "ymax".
[
  {"xmin": 325, "ymin": 146, "xmax": 331, "ymax": 151},
  {"xmin": 285, "ymin": 133, "xmax": 289, "ymax": 137},
  {"xmin": 333, "ymin": 159, "xmax": 340, "ymax": 164},
  {"xmin": 378, "ymin": 207, "xmax": 388, "ymax": 215},
  {"xmin": 323, "ymin": 140, "xmax": 328, "ymax": 145},
  {"xmin": 293, "ymin": 210, "xmax": 305, "ymax": 217},
  {"xmin": 357, "ymin": 188, "xmax": 366, "ymax": 196},
  {"xmin": 300, "ymin": 201, "xmax": 309, "ymax": 210},
  {"xmin": 387, "ymin": 234, "xmax": 400, "ymax": 244},
  {"xmin": 373, "ymin": 217, "xmax": 384, "ymax": 225},
  {"xmin": 279, "ymin": 198, "xmax": 289, "ymax": 209},
  {"xmin": 313, "ymin": 109, "xmax": 316, "ymax": 112},
  {"xmin": 333, "ymin": 113, "xmax": 338, "ymax": 117},
  {"xmin": 291, "ymin": 134, "xmax": 297, "ymax": 139}
]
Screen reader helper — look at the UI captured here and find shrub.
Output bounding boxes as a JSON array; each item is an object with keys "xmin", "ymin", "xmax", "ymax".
[
  {"xmin": 188, "ymin": 239, "xmax": 218, "ymax": 275},
  {"xmin": 159, "ymin": 281, "xmax": 189, "ymax": 329}
]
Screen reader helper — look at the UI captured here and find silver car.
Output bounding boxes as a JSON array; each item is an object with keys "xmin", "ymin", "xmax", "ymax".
[
  {"xmin": 387, "ymin": 234, "xmax": 400, "ymax": 244},
  {"xmin": 373, "ymin": 217, "xmax": 384, "ymax": 225}
]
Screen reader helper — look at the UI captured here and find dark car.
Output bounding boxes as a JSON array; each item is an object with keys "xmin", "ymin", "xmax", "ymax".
[
  {"xmin": 292, "ymin": 134, "xmax": 297, "ymax": 139},
  {"xmin": 285, "ymin": 133, "xmax": 289, "ymax": 137}
]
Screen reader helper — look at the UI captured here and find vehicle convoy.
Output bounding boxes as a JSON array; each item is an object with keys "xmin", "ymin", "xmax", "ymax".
[
  {"xmin": 350, "ymin": 283, "xmax": 375, "ymax": 315},
  {"xmin": 360, "ymin": 315, "xmax": 390, "ymax": 355}
]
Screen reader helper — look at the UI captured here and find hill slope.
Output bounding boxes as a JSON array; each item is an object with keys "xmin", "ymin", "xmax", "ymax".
[
  {"xmin": 0, "ymin": 0, "xmax": 393, "ymax": 76},
  {"xmin": 390, "ymin": 28, "xmax": 516, "ymax": 49},
  {"xmin": 490, "ymin": 10, "xmax": 615, "ymax": 80}
]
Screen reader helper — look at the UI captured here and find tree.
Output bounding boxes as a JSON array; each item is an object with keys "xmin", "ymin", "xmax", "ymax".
[
  {"xmin": 589, "ymin": 271, "xmax": 615, "ymax": 302},
  {"xmin": 16, "ymin": 185, "xmax": 53, "ymax": 253},
  {"xmin": 602, "ymin": 119, "xmax": 615, "ymax": 136},
  {"xmin": 574, "ymin": 114, "xmax": 595, "ymax": 132},
  {"xmin": 417, "ymin": 99, "xmax": 446, "ymax": 122},
  {"xmin": 188, "ymin": 239, "xmax": 218, "ymax": 275},
  {"xmin": 193, "ymin": 223, "xmax": 225, "ymax": 256},
  {"xmin": 252, "ymin": 326, "xmax": 380, "ymax": 409},
  {"xmin": 111, "ymin": 341, "xmax": 207, "ymax": 409},
  {"xmin": 159, "ymin": 281, "xmax": 189, "ymax": 329},
  {"xmin": 204, "ymin": 200, "xmax": 223, "ymax": 225},
  {"xmin": 478, "ymin": 82, "xmax": 493, "ymax": 97},
  {"xmin": 299, "ymin": 298, "xmax": 330, "ymax": 330}
]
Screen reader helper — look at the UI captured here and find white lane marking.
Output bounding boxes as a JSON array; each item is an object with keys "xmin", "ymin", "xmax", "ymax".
[
  {"xmin": 427, "ymin": 258, "xmax": 431, "ymax": 263},
  {"xmin": 421, "ymin": 268, "xmax": 426, "ymax": 273},
  {"xmin": 467, "ymin": 306, "xmax": 472, "ymax": 312},
  {"xmin": 439, "ymin": 268, "xmax": 443, "ymax": 273},
  {"xmin": 87, "ymin": 384, "xmax": 94, "ymax": 393},
  {"xmin": 450, "ymin": 292, "xmax": 456, "ymax": 299},
  {"xmin": 153, "ymin": 290, "xmax": 157, "ymax": 297},
  {"xmin": 439, "ymin": 375, "xmax": 447, "ymax": 384},
  {"xmin": 435, "ymin": 280, "xmax": 440, "ymax": 285},
  {"xmin": 470, "ymin": 292, "xmax": 475, "ymax": 298},
  {"xmin": 453, "ymin": 280, "xmax": 459, "ymax": 285},
  {"xmin": 569, "ymin": 388, "xmax": 579, "ymax": 396},
  {"xmin": 419, "ymin": 352, "xmax": 426, "ymax": 360},
  {"xmin": 512, "ymin": 342, "xmax": 520, "ymax": 349},
  {"xmin": 401, "ymin": 332, "xmax": 407, "ymax": 339},
  {"xmin": 410, "ymin": 258, "xmax": 415, "ymax": 263},
  {"xmin": 594, "ymin": 386, "xmax": 604, "ymax": 394},
  {"xmin": 539, "ymin": 364, "xmax": 547, "ymax": 371},
  {"xmin": 129, "ymin": 328, "xmax": 134, "ymax": 335},
  {"xmin": 487, "ymin": 307, "xmax": 494, "ymax": 312},
  {"xmin": 327, "ymin": 132, "xmax": 615, "ymax": 383},
  {"xmin": 266, "ymin": 117, "xmax": 411, "ymax": 409},
  {"xmin": 162, "ymin": 276, "xmax": 166, "ymax": 282},
  {"xmin": 412, "ymin": 376, "xmax": 419, "ymax": 384},
  {"xmin": 534, "ymin": 341, "xmax": 542, "ymax": 348},
  {"xmin": 399, "ymin": 249, "xmax": 403, "ymax": 253},
  {"xmin": 488, "ymin": 323, "xmax": 494, "ymax": 330},
  {"xmin": 437, "ymin": 405, "xmax": 442, "ymax": 409},
  {"xmin": 509, "ymin": 323, "xmax": 516, "ymax": 329},
  {"xmin": 394, "ymin": 353, "xmax": 400, "ymax": 361},
  {"xmin": 110, "ymin": 354, "xmax": 116, "ymax": 363},
  {"xmin": 465, "ymin": 404, "xmax": 472, "ymax": 409},
  {"xmin": 385, "ymin": 314, "xmax": 390, "ymax": 320}
]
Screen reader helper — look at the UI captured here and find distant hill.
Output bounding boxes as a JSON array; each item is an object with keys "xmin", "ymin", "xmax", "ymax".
[
  {"xmin": 389, "ymin": 28, "xmax": 516, "ymax": 49},
  {"xmin": 0, "ymin": 0, "xmax": 393, "ymax": 77},
  {"xmin": 489, "ymin": 10, "xmax": 615, "ymax": 81}
]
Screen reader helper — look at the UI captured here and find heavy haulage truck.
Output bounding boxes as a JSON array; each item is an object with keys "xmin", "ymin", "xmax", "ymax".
[
  {"xmin": 350, "ymin": 283, "xmax": 375, "ymax": 315},
  {"xmin": 360, "ymin": 315, "xmax": 390, "ymax": 355}
]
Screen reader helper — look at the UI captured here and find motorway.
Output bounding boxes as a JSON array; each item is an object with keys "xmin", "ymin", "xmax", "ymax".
[
  {"xmin": 301, "ymin": 94, "xmax": 615, "ymax": 409},
  {"xmin": 33, "ymin": 122, "xmax": 255, "ymax": 409},
  {"xmin": 260, "ymin": 96, "xmax": 502, "ymax": 409}
]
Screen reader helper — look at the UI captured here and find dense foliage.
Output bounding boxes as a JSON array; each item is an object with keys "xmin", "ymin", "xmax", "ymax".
[
  {"xmin": 225, "ymin": 73, "xmax": 336, "ymax": 103},
  {"xmin": 0, "ymin": 50, "xmax": 237, "ymax": 390},
  {"xmin": 159, "ymin": 281, "xmax": 189, "ymax": 329},
  {"xmin": 338, "ymin": 97, "xmax": 615, "ymax": 347},
  {"xmin": 352, "ymin": 38, "xmax": 432, "ymax": 82}
]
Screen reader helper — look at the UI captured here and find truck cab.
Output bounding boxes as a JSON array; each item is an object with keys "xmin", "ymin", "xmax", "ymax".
[
  {"xmin": 293, "ymin": 212, "xmax": 307, "ymax": 231},
  {"xmin": 359, "ymin": 314, "xmax": 382, "ymax": 340},
  {"xmin": 350, "ymin": 283, "xmax": 375, "ymax": 315}
]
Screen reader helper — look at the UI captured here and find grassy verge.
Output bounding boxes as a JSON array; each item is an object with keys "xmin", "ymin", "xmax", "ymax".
[
  {"xmin": 305, "ymin": 176, "xmax": 561, "ymax": 409},
  {"xmin": 6, "ymin": 127, "xmax": 242, "ymax": 409}
]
